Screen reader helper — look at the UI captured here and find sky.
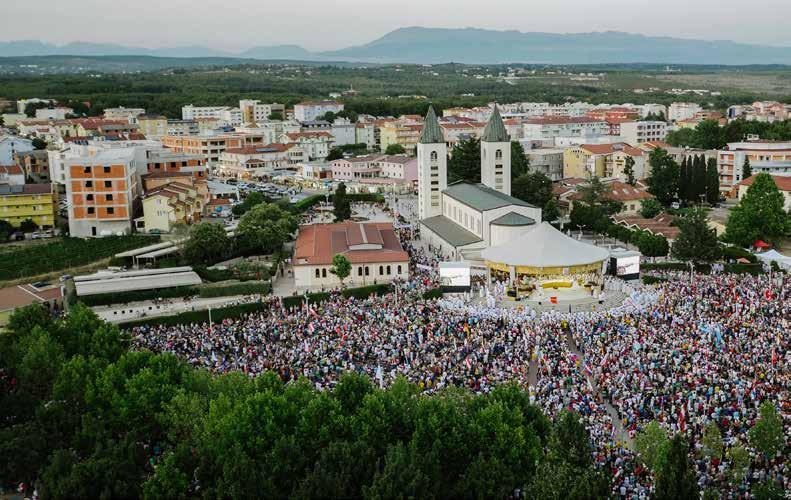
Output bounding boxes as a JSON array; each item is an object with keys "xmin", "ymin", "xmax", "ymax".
[{"xmin": 2, "ymin": 0, "xmax": 790, "ymax": 52}]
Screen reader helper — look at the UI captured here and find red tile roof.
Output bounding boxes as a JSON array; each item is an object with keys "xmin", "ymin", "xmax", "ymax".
[
  {"xmin": 738, "ymin": 173, "xmax": 791, "ymax": 192},
  {"xmin": 525, "ymin": 116, "xmax": 604, "ymax": 125},
  {"xmin": 0, "ymin": 165, "xmax": 24, "ymax": 175},
  {"xmin": 294, "ymin": 222, "xmax": 409, "ymax": 266},
  {"xmin": 570, "ymin": 180, "xmax": 654, "ymax": 202}
]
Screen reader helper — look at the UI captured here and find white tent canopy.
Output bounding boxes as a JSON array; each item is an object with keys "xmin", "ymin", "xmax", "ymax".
[
  {"xmin": 481, "ymin": 222, "xmax": 610, "ymax": 268},
  {"xmin": 755, "ymin": 249, "xmax": 791, "ymax": 270}
]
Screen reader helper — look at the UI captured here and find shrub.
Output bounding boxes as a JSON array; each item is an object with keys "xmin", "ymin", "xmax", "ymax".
[
  {"xmin": 721, "ymin": 246, "xmax": 757, "ymax": 263},
  {"xmin": 122, "ymin": 301, "xmax": 267, "ymax": 328},
  {"xmin": 422, "ymin": 288, "xmax": 444, "ymax": 300}
]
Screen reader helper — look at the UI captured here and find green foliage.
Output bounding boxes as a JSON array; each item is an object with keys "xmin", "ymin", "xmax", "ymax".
[
  {"xmin": 639, "ymin": 198, "xmax": 663, "ymax": 218},
  {"xmin": 31, "ymin": 137, "xmax": 47, "ymax": 150},
  {"xmin": 231, "ymin": 191, "xmax": 267, "ymax": 216},
  {"xmin": 236, "ymin": 202, "xmax": 298, "ymax": 255},
  {"xmin": 0, "ymin": 235, "xmax": 157, "ymax": 282},
  {"xmin": 19, "ymin": 218, "xmax": 39, "ymax": 233},
  {"xmin": 635, "ymin": 421, "xmax": 669, "ymax": 472},
  {"xmin": 706, "ymin": 158, "xmax": 720, "ymax": 205},
  {"xmin": 183, "ymin": 222, "xmax": 230, "ymax": 265},
  {"xmin": 672, "ymin": 208, "xmax": 721, "ymax": 263},
  {"xmin": 701, "ymin": 421, "xmax": 724, "ymax": 459},
  {"xmin": 384, "ymin": 143, "xmax": 406, "ymax": 155},
  {"xmin": 753, "ymin": 480, "xmax": 784, "ymax": 500},
  {"xmin": 653, "ymin": 435, "xmax": 699, "ymax": 500},
  {"xmin": 512, "ymin": 171, "xmax": 553, "ymax": 208},
  {"xmin": 721, "ymin": 245, "xmax": 757, "ymax": 263},
  {"xmin": 646, "ymin": 148, "xmax": 680, "ymax": 206},
  {"xmin": 333, "ymin": 182, "xmax": 352, "ymax": 222},
  {"xmin": 422, "ymin": 288, "xmax": 443, "ymax": 300},
  {"xmin": 725, "ymin": 173, "xmax": 791, "ymax": 247},
  {"xmin": 448, "ymin": 137, "xmax": 481, "ymax": 183},
  {"xmin": 267, "ymin": 111, "xmax": 283, "ymax": 120},
  {"xmin": 568, "ymin": 178, "xmax": 622, "ymax": 232},
  {"xmin": 623, "ymin": 155, "xmax": 636, "ymax": 186},
  {"xmin": 329, "ymin": 254, "xmax": 352, "ymax": 285},
  {"xmin": 635, "ymin": 231, "xmax": 669, "ymax": 258},
  {"xmin": 749, "ymin": 402, "xmax": 784, "ymax": 458},
  {"xmin": 542, "ymin": 198, "xmax": 561, "ymax": 224},
  {"xmin": 667, "ymin": 119, "xmax": 791, "ymax": 149},
  {"xmin": 727, "ymin": 444, "xmax": 750, "ymax": 486},
  {"xmin": 511, "ymin": 141, "xmax": 530, "ymax": 178},
  {"xmin": 742, "ymin": 157, "xmax": 753, "ymax": 180}
]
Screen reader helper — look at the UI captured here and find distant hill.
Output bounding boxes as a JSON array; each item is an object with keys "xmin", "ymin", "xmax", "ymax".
[
  {"xmin": 321, "ymin": 27, "xmax": 791, "ymax": 65},
  {"xmin": 2, "ymin": 28, "xmax": 791, "ymax": 65}
]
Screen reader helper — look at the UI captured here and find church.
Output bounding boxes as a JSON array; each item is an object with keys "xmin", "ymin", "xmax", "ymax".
[{"xmin": 418, "ymin": 106, "xmax": 543, "ymax": 261}]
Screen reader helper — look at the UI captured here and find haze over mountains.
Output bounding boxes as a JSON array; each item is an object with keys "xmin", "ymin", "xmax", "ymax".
[{"xmin": 2, "ymin": 27, "xmax": 791, "ymax": 65}]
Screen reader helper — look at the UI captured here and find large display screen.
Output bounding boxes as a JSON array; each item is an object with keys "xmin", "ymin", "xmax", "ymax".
[
  {"xmin": 615, "ymin": 255, "xmax": 640, "ymax": 277},
  {"xmin": 439, "ymin": 262, "xmax": 471, "ymax": 292}
]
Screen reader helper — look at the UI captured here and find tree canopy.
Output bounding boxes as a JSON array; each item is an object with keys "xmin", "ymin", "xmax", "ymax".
[
  {"xmin": 236, "ymin": 202, "xmax": 298, "ymax": 255},
  {"xmin": 671, "ymin": 208, "xmax": 721, "ymax": 263},
  {"xmin": 512, "ymin": 171, "xmax": 553, "ymax": 208},
  {"xmin": 448, "ymin": 137, "xmax": 481, "ymax": 183},
  {"xmin": 646, "ymin": 148, "xmax": 679, "ymax": 206},
  {"xmin": 725, "ymin": 173, "xmax": 790, "ymax": 247},
  {"xmin": 183, "ymin": 222, "xmax": 230, "ymax": 265},
  {"xmin": 333, "ymin": 182, "xmax": 352, "ymax": 222}
]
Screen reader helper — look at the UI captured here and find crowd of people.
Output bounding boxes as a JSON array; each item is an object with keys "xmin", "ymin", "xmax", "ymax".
[{"xmin": 129, "ymin": 199, "xmax": 788, "ymax": 497}]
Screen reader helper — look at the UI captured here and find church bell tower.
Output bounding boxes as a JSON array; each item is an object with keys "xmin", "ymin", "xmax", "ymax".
[{"xmin": 417, "ymin": 106, "xmax": 447, "ymax": 220}]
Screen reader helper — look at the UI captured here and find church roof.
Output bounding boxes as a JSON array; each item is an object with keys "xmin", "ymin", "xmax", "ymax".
[
  {"xmin": 443, "ymin": 182, "xmax": 536, "ymax": 212},
  {"xmin": 491, "ymin": 212, "xmax": 536, "ymax": 227},
  {"xmin": 481, "ymin": 105, "xmax": 510, "ymax": 143},
  {"xmin": 421, "ymin": 215, "xmax": 482, "ymax": 248},
  {"xmin": 418, "ymin": 106, "xmax": 445, "ymax": 144}
]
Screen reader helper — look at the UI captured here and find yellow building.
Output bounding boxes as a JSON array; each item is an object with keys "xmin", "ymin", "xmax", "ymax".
[
  {"xmin": 379, "ymin": 122, "xmax": 422, "ymax": 154},
  {"xmin": 0, "ymin": 184, "xmax": 58, "ymax": 228},
  {"xmin": 137, "ymin": 115, "xmax": 168, "ymax": 138},
  {"xmin": 563, "ymin": 145, "xmax": 606, "ymax": 178},
  {"xmin": 139, "ymin": 182, "xmax": 202, "ymax": 233}
]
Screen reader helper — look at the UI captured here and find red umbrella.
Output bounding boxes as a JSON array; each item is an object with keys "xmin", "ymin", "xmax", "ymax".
[
  {"xmin": 754, "ymin": 240, "xmax": 770, "ymax": 249},
  {"xmin": 736, "ymin": 257, "xmax": 751, "ymax": 264}
]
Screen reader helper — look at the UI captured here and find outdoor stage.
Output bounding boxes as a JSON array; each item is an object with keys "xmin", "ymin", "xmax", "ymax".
[{"xmin": 493, "ymin": 289, "xmax": 628, "ymax": 314}]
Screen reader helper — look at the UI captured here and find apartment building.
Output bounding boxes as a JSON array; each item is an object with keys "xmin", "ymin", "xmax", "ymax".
[
  {"xmin": 377, "ymin": 155, "xmax": 418, "ymax": 182},
  {"xmin": 331, "ymin": 155, "xmax": 384, "ymax": 181},
  {"xmin": 525, "ymin": 148, "xmax": 565, "ymax": 181},
  {"xmin": 522, "ymin": 117, "xmax": 608, "ymax": 143},
  {"xmin": 717, "ymin": 140, "xmax": 791, "ymax": 191},
  {"xmin": 218, "ymin": 144, "xmax": 299, "ymax": 177},
  {"xmin": 139, "ymin": 182, "xmax": 203, "ymax": 233},
  {"xmin": 619, "ymin": 121, "xmax": 668, "ymax": 145},
  {"xmin": 137, "ymin": 115, "xmax": 168, "ymax": 139},
  {"xmin": 239, "ymin": 100, "xmax": 285, "ymax": 124},
  {"xmin": 668, "ymin": 102, "xmax": 703, "ymax": 122},
  {"xmin": 294, "ymin": 101, "xmax": 344, "ymax": 123},
  {"xmin": 103, "ymin": 106, "xmax": 146, "ymax": 123},
  {"xmin": 281, "ymin": 132, "xmax": 333, "ymax": 160},
  {"xmin": 35, "ymin": 107, "xmax": 73, "ymax": 120},
  {"xmin": 379, "ymin": 122, "xmax": 422, "ymax": 155},
  {"xmin": 498, "ymin": 102, "xmax": 595, "ymax": 117},
  {"xmin": 0, "ymin": 184, "xmax": 58, "ymax": 229},
  {"xmin": 0, "ymin": 136, "xmax": 34, "ymax": 165},
  {"xmin": 0, "ymin": 165, "xmax": 26, "ymax": 186},
  {"xmin": 14, "ymin": 150, "xmax": 50, "ymax": 183},
  {"xmin": 161, "ymin": 132, "xmax": 268, "ymax": 163},
  {"xmin": 355, "ymin": 122, "xmax": 376, "ymax": 149},
  {"xmin": 563, "ymin": 143, "xmax": 646, "ymax": 180},
  {"xmin": 586, "ymin": 106, "xmax": 640, "ymax": 122},
  {"xmin": 181, "ymin": 105, "xmax": 242, "ymax": 126},
  {"xmin": 65, "ymin": 148, "xmax": 145, "ymax": 237}
]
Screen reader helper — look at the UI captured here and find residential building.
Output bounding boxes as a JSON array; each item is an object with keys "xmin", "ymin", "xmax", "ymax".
[
  {"xmin": 181, "ymin": 105, "xmax": 242, "ymax": 126},
  {"xmin": 640, "ymin": 104, "xmax": 667, "ymax": 119},
  {"xmin": 281, "ymin": 131, "xmax": 333, "ymax": 160},
  {"xmin": 16, "ymin": 98, "xmax": 55, "ymax": 114},
  {"xmin": 619, "ymin": 120, "xmax": 668, "ymax": 145},
  {"xmin": 293, "ymin": 222, "xmax": 409, "ymax": 289},
  {"xmin": 612, "ymin": 212, "xmax": 680, "ymax": 242},
  {"xmin": 239, "ymin": 100, "xmax": 285, "ymax": 124},
  {"xmin": 161, "ymin": 132, "xmax": 268, "ymax": 163},
  {"xmin": 586, "ymin": 106, "xmax": 640, "ymax": 122},
  {"xmin": 14, "ymin": 150, "xmax": 50, "ymax": 183},
  {"xmin": 299, "ymin": 162, "xmax": 333, "ymax": 181},
  {"xmin": 355, "ymin": 122, "xmax": 376, "ymax": 149},
  {"xmin": 331, "ymin": 155, "xmax": 385, "ymax": 181},
  {"xmin": 34, "ymin": 107, "xmax": 73, "ymax": 120},
  {"xmin": 0, "ymin": 184, "xmax": 58, "ymax": 229},
  {"xmin": 166, "ymin": 119, "xmax": 200, "ymax": 136},
  {"xmin": 218, "ymin": 144, "xmax": 299, "ymax": 178},
  {"xmin": 727, "ymin": 101, "xmax": 790, "ymax": 123},
  {"xmin": 103, "ymin": 107, "xmax": 146, "ymax": 123},
  {"xmin": 137, "ymin": 114, "xmax": 168, "ymax": 138},
  {"xmin": 717, "ymin": 140, "xmax": 791, "ymax": 191},
  {"xmin": 330, "ymin": 118, "xmax": 357, "ymax": 146},
  {"xmin": 139, "ymin": 182, "xmax": 203, "ymax": 233},
  {"xmin": 1, "ymin": 113, "xmax": 28, "ymax": 127},
  {"xmin": 525, "ymin": 148, "xmax": 565, "ymax": 181},
  {"xmin": 206, "ymin": 198, "xmax": 232, "ymax": 217},
  {"xmin": 378, "ymin": 155, "xmax": 418, "ymax": 182},
  {"xmin": 736, "ymin": 174, "xmax": 791, "ymax": 211},
  {"xmin": 379, "ymin": 122, "xmax": 422, "ymax": 155},
  {"xmin": 668, "ymin": 102, "xmax": 703, "ymax": 122},
  {"xmin": 569, "ymin": 180, "xmax": 654, "ymax": 216},
  {"xmin": 522, "ymin": 117, "xmax": 608, "ymax": 143},
  {"xmin": 563, "ymin": 143, "xmax": 646, "ymax": 180},
  {"xmin": 65, "ymin": 148, "xmax": 146, "ymax": 237},
  {"xmin": 0, "ymin": 136, "xmax": 34, "ymax": 165},
  {"xmin": 294, "ymin": 101, "xmax": 344, "ymax": 123},
  {"xmin": 0, "ymin": 165, "xmax": 26, "ymax": 186}
]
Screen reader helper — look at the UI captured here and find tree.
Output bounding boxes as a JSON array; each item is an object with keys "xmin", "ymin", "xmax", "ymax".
[
  {"xmin": 679, "ymin": 157, "xmax": 690, "ymax": 203},
  {"xmin": 672, "ymin": 208, "xmax": 721, "ymax": 263},
  {"xmin": 24, "ymin": 101, "xmax": 52, "ymax": 117},
  {"xmin": 749, "ymin": 402, "xmax": 784, "ymax": 458},
  {"xmin": 326, "ymin": 147, "xmax": 345, "ymax": 161},
  {"xmin": 32, "ymin": 138, "xmax": 47, "ymax": 150},
  {"xmin": 635, "ymin": 421, "xmax": 669, "ymax": 472},
  {"xmin": 692, "ymin": 155, "xmax": 708, "ymax": 204},
  {"xmin": 19, "ymin": 218, "xmax": 38, "ymax": 233},
  {"xmin": 329, "ymin": 254, "xmax": 352, "ymax": 287},
  {"xmin": 232, "ymin": 191, "xmax": 266, "ymax": 216},
  {"xmin": 267, "ymin": 111, "xmax": 283, "ymax": 120},
  {"xmin": 511, "ymin": 141, "xmax": 530, "ymax": 178},
  {"xmin": 333, "ymin": 182, "xmax": 352, "ymax": 222},
  {"xmin": 727, "ymin": 444, "xmax": 750, "ymax": 486},
  {"xmin": 236, "ymin": 202, "xmax": 297, "ymax": 255},
  {"xmin": 701, "ymin": 421, "xmax": 723, "ymax": 459},
  {"xmin": 646, "ymin": 148, "xmax": 679, "ymax": 206},
  {"xmin": 653, "ymin": 435, "xmax": 698, "ymax": 500},
  {"xmin": 639, "ymin": 198, "xmax": 663, "ymax": 219},
  {"xmin": 705, "ymin": 158, "xmax": 720, "ymax": 205},
  {"xmin": 548, "ymin": 411, "xmax": 592, "ymax": 468},
  {"xmin": 623, "ymin": 156, "xmax": 636, "ymax": 186},
  {"xmin": 741, "ymin": 157, "xmax": 752, "ymax": 180},
  {"xmin": 725, "ymin": 173, "xmax": 791, "ymax": 247},
  {"xmin": 512, "ymin": 171, "xmax": 552, "ymax": 208},
  {"xmin": 322, "ymin": 111, "xmax": 336, "ymax": 123},
  {"xmin": 447, "ymin": 137, "xmax": 481, "ymax": 183},
  {"xmin": 183, "ymin": 222, "xmax": 230, "ymax": 265},
  {"xmin": 542, "ymin": 199, "xmax": 560, "ymax": 224},
  {"xmin": 384, "ymin": 144, "xmax": 406, "ymax": 155},
  {"xmin": 636, "ymin": 232, "xmax": 669, "ymax": 258},
  {"xmin": 0, "ymin": 219, "xmax": 15, "ymax": 241}
]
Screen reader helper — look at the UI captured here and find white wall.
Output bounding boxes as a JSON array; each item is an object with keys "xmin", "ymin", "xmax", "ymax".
[{"xmin": 294, "ymin": 260, "xmax": 408, "ymax": 289}]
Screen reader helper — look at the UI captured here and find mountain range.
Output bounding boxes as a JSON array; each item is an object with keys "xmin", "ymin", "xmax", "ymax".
[{"xmin": 2, "ymin": 28, "xmax": 791, "ymax": 65}]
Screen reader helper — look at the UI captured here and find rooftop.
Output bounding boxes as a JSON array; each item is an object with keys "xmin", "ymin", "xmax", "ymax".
[
  {"xmin": 490, "ymin": 211, "xmax": 537, "ymax": 227},
  {"xmin": 443, "ymin": 181, "xmax": 536, "ymax": 212},
  {"xmin": 294, "ymin": 222, "xmax": 409, "ymax": 266},
  {"xmin": 421, "ymin": 215, "xmax": 482, "ymax": 247}
]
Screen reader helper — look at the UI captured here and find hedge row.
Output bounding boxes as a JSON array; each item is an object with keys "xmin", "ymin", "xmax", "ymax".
[
  {"xmin": 281, "ymin": 284, "xmax": 393, "ymax": 309},
  {"xmin": 123, "ymin": 302, "xmax": 267, "ymax": 329},
  {"xmin": 290, "ymin": 193, "xmax": 386, "ymax": 213},
  {"xmin": 80, "ymin": 281, "xmax": 270, "ymax": 307}
]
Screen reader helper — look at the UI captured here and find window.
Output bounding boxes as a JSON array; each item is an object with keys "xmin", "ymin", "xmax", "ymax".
[
  {"xmin": 85, "ymin": 180, "xmax": 93, "ymax": 188},
  {"xmin": 495, "ymin": 149, "xmax": 503, "ymax": 160},
  {"xmin": 103, "ymin": 166, "xmax": 111, "ymax": 173},
  {"xmin": 104, "ymin": 181, "xmax": 112, "ymax": 188},
  {"xmin": 322, "ymin": 268, "xmax": 327, "ymax": 278},
  {"xmin": 430, "ymin": 151, "xmax": 438, "ymax": 161},
  {"xmin": 316, "ymin": 269, "xmax": 320, "ymax": 278},
  {"xmin": 106, "ymin": 194, "xmax": 113, "ymax": 201},
  {"xmin": 365, "ymin": 266, "xmax": 370, "ymax": 276},
  {"xmin": 358, "ymin": 267, "xmax": 363, "ymax": 276},
  {"xmin": 386, "ymin": 265, "xmax": 391, "ymax": 275},
  {"xmin": 107, "ymin": 207, "xmax": 115, "ymax": 215},
  {"xmin": 397, "ymin": 265, "xmax": 402, "ymax": 274},
  {"xmin": 86, "ymin": 194, "xmax": 94, "ymax": 201},
  {"xmin": 379, "ymin": 265, "xmax": 384, "ymax": 275},
  {"xmin": 87, "ymin": 207, "xmax": 95, "ymax": 214},
  {"xmin": 83, "ymin": 166, "xmax": 91, "ymax": 174}
]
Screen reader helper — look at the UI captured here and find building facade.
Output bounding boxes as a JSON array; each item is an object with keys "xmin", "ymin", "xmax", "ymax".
[{"xmin": 0, "ymin": 184, "xmax": 58, "ymax": 229}]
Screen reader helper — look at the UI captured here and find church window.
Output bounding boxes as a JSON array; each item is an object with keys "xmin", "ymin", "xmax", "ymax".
[
  {"xmin": 430, "ymin": 151, "xmax": 438, "ymax": 161},
  {"xmin": 495, "ymin": 149, "xmax": 503, "ymax": 160}
]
